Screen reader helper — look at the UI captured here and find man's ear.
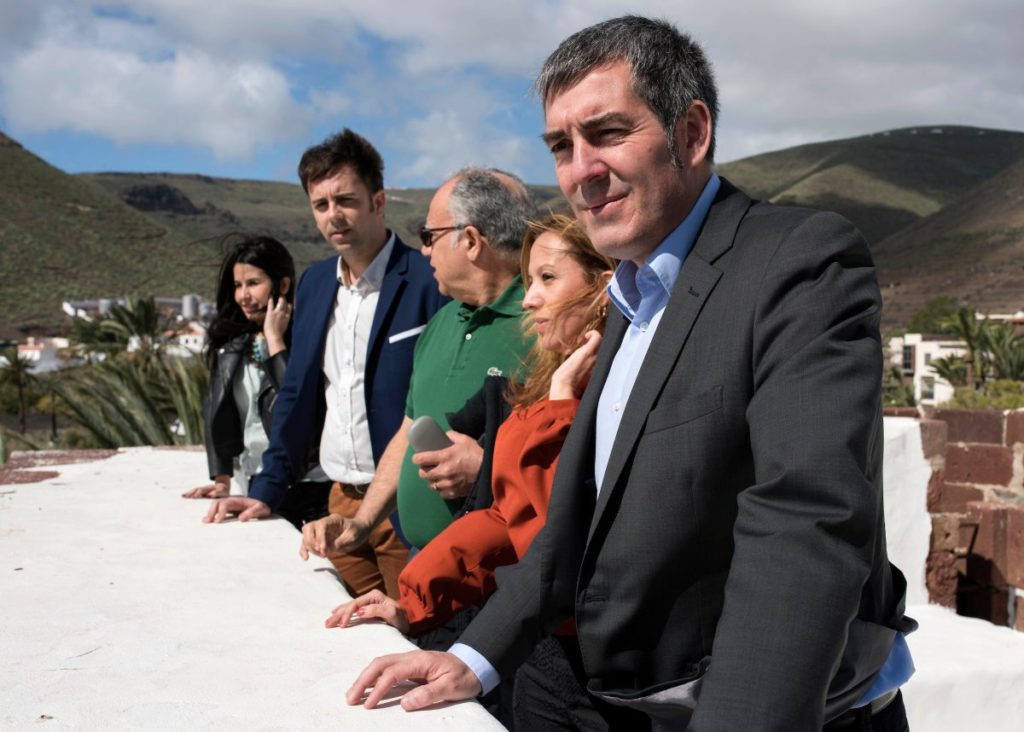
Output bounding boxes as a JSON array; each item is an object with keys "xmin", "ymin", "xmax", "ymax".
[
  {"xmin": 463, "ymin": 225, "xmax": 485, "ymax": 262},
  {"xmin": 372, "ymin": 189, "xmax": 386, "ymax": 214},
  {"xmin": 675, "ymin": 99, "xmax": 712, "ymax": 167}
]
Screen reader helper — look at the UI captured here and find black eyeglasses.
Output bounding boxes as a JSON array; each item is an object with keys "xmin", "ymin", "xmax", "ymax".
[{"xmin": 418, "ymin": 224, "xmax": 467, "ymax": 247}]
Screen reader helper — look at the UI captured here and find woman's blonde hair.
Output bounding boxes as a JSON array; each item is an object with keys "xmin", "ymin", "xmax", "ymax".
[{"xmin": 508, "ymin": 213, "xmax": 615, "ymax": 409}]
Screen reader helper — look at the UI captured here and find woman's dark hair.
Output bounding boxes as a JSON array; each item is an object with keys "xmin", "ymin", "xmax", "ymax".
[{"xmin": 206, "ymin": 234, "xmax": 295, "ymax": 365}]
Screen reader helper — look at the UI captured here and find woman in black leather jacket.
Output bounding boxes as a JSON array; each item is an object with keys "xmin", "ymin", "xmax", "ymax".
[{"xmin": 183, "ymin": 235, "xmax": 295, "ymax": 504}]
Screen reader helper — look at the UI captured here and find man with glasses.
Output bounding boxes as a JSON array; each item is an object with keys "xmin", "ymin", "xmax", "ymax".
[{"xmin": 205, "ymin": 129, "xmax": 446, "ymax": 600}]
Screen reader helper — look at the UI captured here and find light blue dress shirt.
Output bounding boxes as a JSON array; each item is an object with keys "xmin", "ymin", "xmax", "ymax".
[
  {"xmin": 594, "ymin": 175, "xmax": 720, "ymax": 491},
  {"xmin": 453, "ymin": 173, "xmax": 911, "ymax": 706}
]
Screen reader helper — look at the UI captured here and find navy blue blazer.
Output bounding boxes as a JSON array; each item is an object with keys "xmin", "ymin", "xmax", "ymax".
[{"xmin": 248, "ymin": 236, "xmax": 447, "ymax": 510}]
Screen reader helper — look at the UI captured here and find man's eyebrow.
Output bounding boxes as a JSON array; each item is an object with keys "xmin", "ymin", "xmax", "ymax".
[
  {"xmin": 312, "ymin": 190, "xmax": 355, "ymax": 203},
  {"xmin": 540, "ymin": 112, "xmax": 634, "ymax": 145},
  {"xmin": 579, "ymin": 112, "xmax": 633, "ymax": 131},
  {"xmin": 540, "ymin": 129, "xmax": 565, "ymax": 146}
]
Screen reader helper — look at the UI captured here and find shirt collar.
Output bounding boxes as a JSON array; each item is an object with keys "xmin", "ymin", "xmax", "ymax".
[
  {"xmin": 336, "ymin": 231, "xmax": 395, "ymax": 292},
  {"xmin": 607, "ymin": 174, "xmax": 721, "ymax": 322},
  {"xmin": 457, "ymin": 275, "xmax": 524, "ymax": 321}
]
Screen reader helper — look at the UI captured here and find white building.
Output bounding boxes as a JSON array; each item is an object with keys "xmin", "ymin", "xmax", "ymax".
[
  {"xmin": 164, "ymin": 321, "xmax": 207, "ymax": 359},
  {"xmin": 888, "ymin": 333, "xmax": 965, "ymax": 406},
  {"xmin": 889, "ymin": 310, "xmax": 1023, "ymax": 406},
  {"xmin": 13, "ymin": 337, "xmax": 69, "ymax": 374}
]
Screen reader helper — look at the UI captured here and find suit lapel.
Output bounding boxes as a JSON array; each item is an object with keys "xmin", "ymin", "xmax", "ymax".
[
  {"xmin": 587, "ymin": 181, "xmax": 752, "ymax": 542},
  {"xmin": 307, "ymin": 259, "xmax": 340, "ymax": 360},
  {"xmin": 557, "ymin": 308, "xmax": 628, "ymax": 488},
  {"xmin": 367, "ymin": 238, "xmax": 409, "ymax": 354}
]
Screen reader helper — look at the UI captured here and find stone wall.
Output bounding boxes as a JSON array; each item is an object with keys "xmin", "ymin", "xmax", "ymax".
[{"xmin": 887, "ymin": 406, "xmax": 1024, "ymax": 630}]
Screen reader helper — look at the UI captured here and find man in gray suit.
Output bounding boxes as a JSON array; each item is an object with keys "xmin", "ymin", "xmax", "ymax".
[{"xmin": 346, "ymin": 16, "xmax": 916, "ymax": 730}]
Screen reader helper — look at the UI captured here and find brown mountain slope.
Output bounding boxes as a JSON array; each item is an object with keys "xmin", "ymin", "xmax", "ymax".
[
  {"xmin": 874, "ymin": 156, "xmax": 1024, "ymax": 327},
  {"xmin": 718, "ymin": 126, "xmax": 1024, "ymax": 246}
]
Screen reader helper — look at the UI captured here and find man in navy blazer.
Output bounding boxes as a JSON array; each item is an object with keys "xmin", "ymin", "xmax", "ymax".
[{"xmin": 205, "ymin": 129, "xmax": 446, "ymax": 598}]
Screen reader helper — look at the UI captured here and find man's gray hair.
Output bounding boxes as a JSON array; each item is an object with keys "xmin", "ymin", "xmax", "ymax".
[
  {"xmin": 447, "ymin": 167, "xmax": 536, "ymax": 257},
  {"xmin": 535, "ymin": 15, "xmax": 719, "ymax": 163}
]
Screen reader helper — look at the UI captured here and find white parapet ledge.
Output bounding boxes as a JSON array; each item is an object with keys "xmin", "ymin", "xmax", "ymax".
[
  {"xmin": 903, "ymin": 604, "xmax": 1024, "ymax": 729},
  {"xmin": 883, "ymin": 417, "xmax": 1024, "ymax": 730},
  {"xmin": 6, "ymin": 428, "xmax": 1024, "ymax": 730},
  {"xmin": 0, "ymin": 447, "xmax": 504, "ymax": 731}
]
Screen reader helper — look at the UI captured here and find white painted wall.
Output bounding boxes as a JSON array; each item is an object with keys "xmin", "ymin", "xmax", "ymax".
[
  {"xmin": 0, "ymin": 448, "xmax": 502, "ymax": 731},
  {"xmin": 4, "ymin": 428, "xmax": 1024, "ymax": 731},
  {"xmin": 882, "ymin": 418, "xmax": 1024, "ymax": 730},
  {"xmin": 882, "ymin": 417, "xmax": 933, "ymax": 605}
]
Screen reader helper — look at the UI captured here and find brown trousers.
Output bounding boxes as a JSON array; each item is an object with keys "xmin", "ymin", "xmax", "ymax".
[{"xmin": 327, "ymin": 482, "xmax": 408, "ymax": 599}]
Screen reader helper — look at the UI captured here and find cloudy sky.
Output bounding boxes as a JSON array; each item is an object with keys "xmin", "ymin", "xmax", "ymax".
[{"xmin": 1, "ymin": 0, "xmax": 1021, "ymax": 187}]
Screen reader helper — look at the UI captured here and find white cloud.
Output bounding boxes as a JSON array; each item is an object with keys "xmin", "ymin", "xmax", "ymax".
[
  {"xmin": 667, "ymin": 0, "xmax": 1024, "ymax": 160},
  {"xmin": 0, "ymin": 0, "xmax": 1020, "ymax": 181},
  {"xmin": 392, "ymin": 109, "xmax": 532, "ymax": 186},
  {"xmin": 0, "ymin": 8, "xmax": 309, "ymax": 159},
  {"xmin": 90, "ymin": 0, "xmax": 577, "ymax": 73},
  {"xmin": 308, "ymin": 89, "xmax": 351, "ymax": 119},
  {"xmin": 383, "ymin": 77, "xmax": 537, "ymax": 186},
  {"xmin": 0, "ymin": 1, "xmax": 59, "ymax": 59}
]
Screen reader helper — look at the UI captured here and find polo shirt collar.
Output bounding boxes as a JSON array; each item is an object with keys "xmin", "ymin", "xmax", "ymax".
[{"xmin": 458, "ymin": 275, "xmax": 524, "ymax": 320}]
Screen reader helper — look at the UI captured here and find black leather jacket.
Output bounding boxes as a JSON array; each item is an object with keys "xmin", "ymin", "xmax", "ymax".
[
  {"xmin": 202, "ymin": 334, "xmax": 288, "ymax": 480},
  {"xmin": 447, "ymin": 375, "xmax": 513, "ymax": 518}
]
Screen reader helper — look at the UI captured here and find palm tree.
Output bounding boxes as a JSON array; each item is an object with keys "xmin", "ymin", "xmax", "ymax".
[
  {"xmin": 982, "ymin": 322, "xmax": 1024, "ymax": 382},
  {"xmin": 930, "ymin": 355, "xmax": 968, "ymax": 388},
  {"xmin": 68, "ymin": 297, "xmax": 166, "ymax": 361},
  {"xmin": 33, "ymin": 374, "xmax": 61, "ymax": 443},
  {"xmin": 51, "ymin": 355, "xmax": 208, "ymax": 448},
  {"xmin": 940, "ymin": 309, "xmax": 989, "ymax": 388},
  {"xmin": 0, "ymin": 347, "xmax": 35, "ymax": 433}
]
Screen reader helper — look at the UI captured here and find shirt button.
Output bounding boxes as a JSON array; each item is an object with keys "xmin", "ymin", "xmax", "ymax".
[
  {"xmin": 465, "ymin": 333, "xmax": 472, "ymax": 341},
  {"xmin": 613, "ymin": 402, "xmax": 621, "ymax": 412},
  {"xmin": 640, "ymin": 321, "xmax": 649, "ymax": 332}
]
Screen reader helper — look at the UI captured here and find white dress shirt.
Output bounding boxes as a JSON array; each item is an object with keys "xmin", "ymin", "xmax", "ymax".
[{"xmin": 318, "ymin": 235, "xmax": 394, "ymax": 484}]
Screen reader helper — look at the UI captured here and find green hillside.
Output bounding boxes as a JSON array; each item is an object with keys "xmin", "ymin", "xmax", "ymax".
[
  {"xmin": 0, "ymin": 133, "xmax": 218, "ymax": 338},
  {"xmin": 718, "ymin": 126, "xmax": 1024, "ymax": 245},
  {"xmin": 3, "ymin": 124, "xmax": 1022, "ymax": 336}
]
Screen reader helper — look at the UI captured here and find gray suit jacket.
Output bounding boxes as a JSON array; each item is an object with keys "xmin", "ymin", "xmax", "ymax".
[{"xmin": 458, "ymin": 179, "xmax": 914, "ymax": 730}]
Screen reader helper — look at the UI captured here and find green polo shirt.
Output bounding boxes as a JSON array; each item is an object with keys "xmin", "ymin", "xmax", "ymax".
[{"xmin": 397, "ymin": 276, "xmax": 531, "ymax": 549}]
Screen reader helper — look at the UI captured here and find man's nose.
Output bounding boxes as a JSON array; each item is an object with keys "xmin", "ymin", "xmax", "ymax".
[{"xmin": 571, "ymin": 140, "xmax": 607, "ymax": 185}]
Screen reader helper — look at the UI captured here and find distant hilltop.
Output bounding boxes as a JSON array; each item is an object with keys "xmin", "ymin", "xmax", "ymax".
[{"xmin": 2, "ymin": 124, "xmax": 1023, "ymax": 337}]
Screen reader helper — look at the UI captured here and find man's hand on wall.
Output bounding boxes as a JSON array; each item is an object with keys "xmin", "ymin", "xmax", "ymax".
[
  {"xmin": 202, "ymin": 496, "xmax": 270, "ymax": 523},
  {"xmin": 299, "ymin": 513, "xmax": 371, "ymax": 558}
]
